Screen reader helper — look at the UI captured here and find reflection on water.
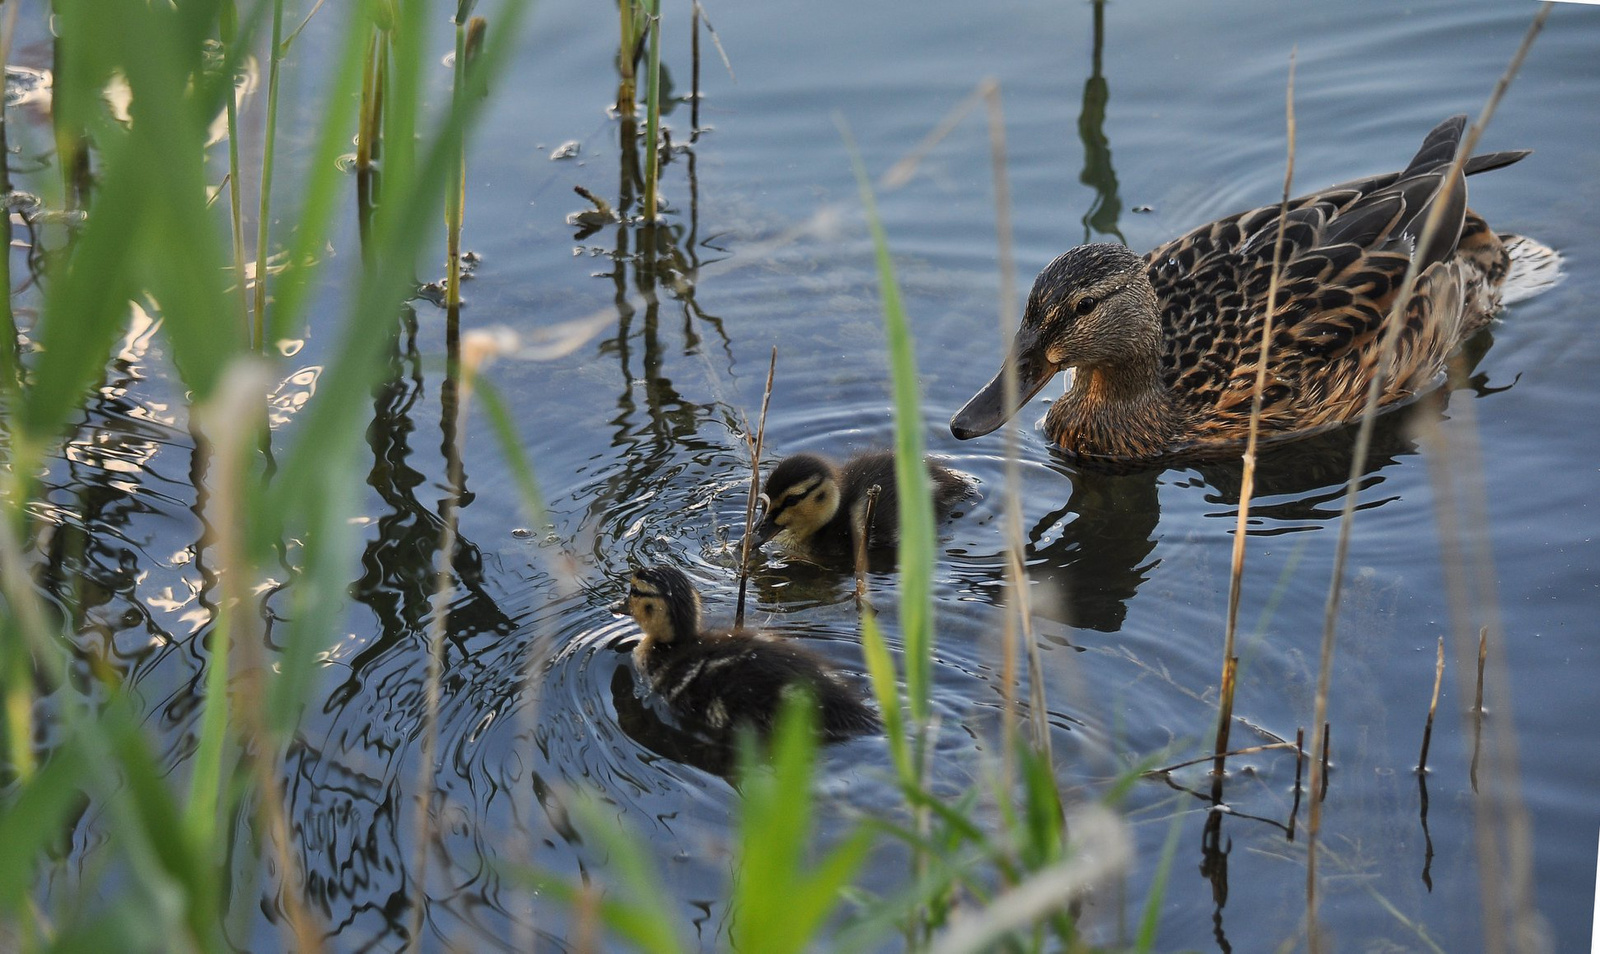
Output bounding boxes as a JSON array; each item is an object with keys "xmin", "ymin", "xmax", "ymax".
[
  {"xmin": 10, "ymin": 0, "xmax": 1594, "ymax": 950},
  {"xmin": 1078, "ymin": 0, "xmax": 1124, "ymax": 245}
]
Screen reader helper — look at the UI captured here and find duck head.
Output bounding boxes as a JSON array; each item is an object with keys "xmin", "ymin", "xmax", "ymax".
[
  {"xmin": 752, "ymin": 453, "xmax": 841, "ymax": 547},
  {"xmin": 951, "ymin": 243, "xmax": 1159, "ymax": 439},
  {"xmin": 617, "ymin": 565, "xmax": 703, "ymax": 649}
]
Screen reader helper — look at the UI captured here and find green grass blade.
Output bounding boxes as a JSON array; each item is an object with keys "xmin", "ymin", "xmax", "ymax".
[
  {"xmin": 859, "ymin": 610, "xmax": 909, "ymax": 783},
  {"xmin": 839, "ymin": 118, "xmax": 936, "ymax": 727},
  {"xmin": 475, "ymin": 377, "xmax": 552, "ymax": 531}
]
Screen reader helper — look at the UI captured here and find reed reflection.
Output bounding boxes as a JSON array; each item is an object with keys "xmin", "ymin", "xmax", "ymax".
[{"xmin": 1078, "ymin": 0, "xmax": 1123, "ymax": 245}]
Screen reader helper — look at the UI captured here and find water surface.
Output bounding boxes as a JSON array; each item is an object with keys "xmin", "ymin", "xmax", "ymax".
[{"xmin": 13, "ymin": 0, "xmax": 1600, "ymax": 950}]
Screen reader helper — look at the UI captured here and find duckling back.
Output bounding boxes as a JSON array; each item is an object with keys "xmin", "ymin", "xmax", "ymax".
[
  {"xmin": 639, "ymin": 632, "xmax": 879, "ymax": 740},
  {"xmin": 623, "ymin": 565, "xmax": 878, "ymax": 740},
  {"xmin": 837, "ymin": 452, "xmax": 969, "ymax": 549},
  {"xmin": 759, "ymin": 450, "xmax": 970, "ymax": 562}
]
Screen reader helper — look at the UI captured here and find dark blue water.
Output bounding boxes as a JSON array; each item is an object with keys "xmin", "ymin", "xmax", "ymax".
[{"xmin": 12, "ymin": 0, "xmax": 1599, "ymax": 950}]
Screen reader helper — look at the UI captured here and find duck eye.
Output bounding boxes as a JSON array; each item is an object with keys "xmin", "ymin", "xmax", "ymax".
[{"xmin": 1074, "ymin": 295, "xmax": 1098, "ymax": 316}]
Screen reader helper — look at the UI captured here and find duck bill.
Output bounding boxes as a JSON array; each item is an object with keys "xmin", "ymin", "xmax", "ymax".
[
  {"xmin": 949, "ymin": 327, "xmax": 1059, "ymax": 440},
  {"xmin": 738, "ymin": 518, "xmax": 778, "ymax": 562}
]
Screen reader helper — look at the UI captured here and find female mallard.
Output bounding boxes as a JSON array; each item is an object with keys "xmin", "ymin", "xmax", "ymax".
[
  {"xmin": 617, "ymin": 565, "xmax": 879, "ymax": 740},
  {"xmin": 950, "ymin": 115, "xmax": 1559, "ymax": 463},
  {"xmin": 751, "ymin": 451, "xmax": 970, "ymax": 564}
]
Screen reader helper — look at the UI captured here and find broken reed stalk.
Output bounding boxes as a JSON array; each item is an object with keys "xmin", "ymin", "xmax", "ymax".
[
  {"xmin": 444, "ymin": 14, "xmax": 485, "ymax": 322},
  {"xmin": 1307, "ymin": 12, "xmax": 1549, "ymax": 953},
  {"xmin": 1418, "ymin": 637, "xmax": 1445, "ymax": 772},
  {"xmin": 1319, "ymin": 722, "xmax": 1330, "ymax": 802},
  {"xmin": 734, "ymin": 347, "xmax": 777, "ymax": 628},
  {"xmin": 854, "ymin": 485, "xmax": 881, "ymax": 606},
  {"xmin": 1471, "ymin": 625, "xmax": 1486, "ymax": 791},
  {"xmin": 1217, "ymin": 51, "xmax": 1296, "ymax": 775},
  {"xmin": 642, "ymin": 0, "xmax": 663, "ymax": 220},
  {"xmin": 1289, "ymin": 727, "xmax": 1305, "ymax": 839},
  {"xmin": 615, "ymin": 0, "xmax": 637, "ymax": 116},
  {"xmin": 356, "ymin": 28, "xmax": 385, "ymax": 253},
  {"xmin": 690, "ymin": 0, "xmax": 701, "ymax": 137}
]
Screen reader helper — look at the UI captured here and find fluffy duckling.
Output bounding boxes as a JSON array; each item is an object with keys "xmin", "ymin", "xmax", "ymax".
[
  {"xmin": 950, "ymin": 114, "xmax": 1560, "ymax": 462},
  {"xmin": 617, "ymin": 565, "xmax": 879, "ymax": 740},
  {"xmin": 752, "ymin": 451, "xmax": 970, "ymax": 563}
]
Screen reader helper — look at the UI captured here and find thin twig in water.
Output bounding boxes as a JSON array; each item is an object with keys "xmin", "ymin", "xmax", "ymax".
[
  {"xmin": 1319, "ymin": 723, "xmax": 1330, "ymax": 802},
  {"xmin": 1418, "ymin": 637, "xmax": 1445, "ymax": 772},
  {"xmin": 1219, "ymin": 50, "xmax": 1296, "ymax": 775},
  {"xmin": 1471, "ymin": 625, "xmax": 1486, "ymax": 791},
  {"xmin": 734, "ymin": 347, "xmax": 777, "ymax": 628},
  {"xmin": 1289, "ymin": 727, "xmax": 1305, "ymax": 840}
]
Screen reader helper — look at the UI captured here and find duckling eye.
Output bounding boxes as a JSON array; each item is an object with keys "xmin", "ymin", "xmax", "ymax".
[{"xmin": 1074, "ymin": 295, "xmax": 1098, "ymax": 316}]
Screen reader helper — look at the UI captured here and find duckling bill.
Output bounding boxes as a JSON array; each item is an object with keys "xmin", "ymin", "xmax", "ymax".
[
  {"xmin": 751, "ymin": 451, "xmax": 970, "ymax": 563},
  {"xmin": 617, "ymin": 565, "xmax": 879, "ymax": 740},
  {"xmin": 951, "ymin": 114, "xmax": 1560, "ymax": 462}
]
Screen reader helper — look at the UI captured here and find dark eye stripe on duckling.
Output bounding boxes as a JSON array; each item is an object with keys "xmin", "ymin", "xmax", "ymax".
[{"xmin": 768, "ymin": 476, "xmax": 824, "ymax": 517}]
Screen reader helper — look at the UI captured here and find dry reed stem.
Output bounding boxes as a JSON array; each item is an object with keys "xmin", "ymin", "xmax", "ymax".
[
  {"xmin": 1471, "ymin": 625, "xmax": 1486, "ymax": 791},
  {"xmin": 1289, "ymin": 727, "xmax": 1305, "ymax": 840},
  {"xmin": 690, "ymin": 1, "xmax": 700, "ymax": 136},
  {"xmin": 1218, "ymin": 51, "xmax": 1296, "ymax": 773},
  {"xmin": 1418, "ymin": 637, "xmax": 1445, "ymax": 772},
  {"xmin": 615, "ymin": 0, "xmax": 637, "ymax": 116},
  {"xmin": 734, "ymin": 347, "xmax": 776, "ymax": 628},
  {"xmin": 854, "ymin": 484, "xmax": 881, "ymax": 606},
  {"xmin": 1308, "ymin": 10, "xmax": 1550, "ymax": 952},
  {"xmin": 1319, "ymin": 722, "xmax": 1330, "ymax": 802}
]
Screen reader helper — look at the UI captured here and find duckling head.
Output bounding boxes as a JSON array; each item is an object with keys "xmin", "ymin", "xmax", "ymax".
[
  {"xmin": 753, "ymin": 453, "xmax": 842, "ymax": 547},
  {"xmin": 952, "ymin": 243, "xmax": 1159, "ymax": 439},
  {"xmin": 622, "ymin": 565, "xmax": 703, "ymax": 650}
]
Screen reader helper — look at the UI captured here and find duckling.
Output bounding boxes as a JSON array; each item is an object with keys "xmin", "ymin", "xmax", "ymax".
[
  {"xmin": 751, "ymin": 451, "xmax": 971, "ymax": 563},
  {"xmin": 617, "ymin": 565, "xmax": 879, "ymax": 740},
  {"xmin": 950, "ymin": 114, "xmax": 1560, "ymax": 463}
]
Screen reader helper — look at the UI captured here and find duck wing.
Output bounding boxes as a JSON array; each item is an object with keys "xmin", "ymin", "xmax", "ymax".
[{"xmin": 1145, "ymin": 115, "xmax": 1516, "ymax": 439}]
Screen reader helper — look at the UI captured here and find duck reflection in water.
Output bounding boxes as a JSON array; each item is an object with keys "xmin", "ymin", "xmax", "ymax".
[{"xmin": 612, "ymin": 566, "xmax": 879, "ymax": 751}]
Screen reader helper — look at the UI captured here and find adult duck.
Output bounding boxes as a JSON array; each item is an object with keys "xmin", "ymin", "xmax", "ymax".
[{"xmin": 950, "ymin": 115, "xmax": 1559, "ymax": 463}]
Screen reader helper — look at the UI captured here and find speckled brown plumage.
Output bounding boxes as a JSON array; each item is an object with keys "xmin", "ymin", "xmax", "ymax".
[{"xmin": 951, "ymin": 115, "xmax": 1544, "ymax": 463}]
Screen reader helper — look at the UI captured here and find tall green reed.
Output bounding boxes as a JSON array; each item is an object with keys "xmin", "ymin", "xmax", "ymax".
[{"xmin": 0, "ymin": 0, "xmax": 533, "ymax": 948}]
